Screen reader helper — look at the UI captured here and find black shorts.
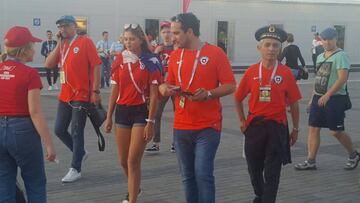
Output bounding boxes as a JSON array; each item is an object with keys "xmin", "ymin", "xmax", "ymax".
[
  {"xmin": 308, "ymin": 94, "xmax": 346, "ymax": 131},
  {"xmin": 115, "ymin": 104, "xmax": 148, "ymax": 128}
]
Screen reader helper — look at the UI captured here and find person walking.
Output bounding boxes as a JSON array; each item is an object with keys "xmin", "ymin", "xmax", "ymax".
[
  {"xmin": 104, "ymin": 23, "xmax": 162, "ymax": 203},
  {"xmin": 45, "ymin": 15, "xmax": 102, "ymax": 183}
]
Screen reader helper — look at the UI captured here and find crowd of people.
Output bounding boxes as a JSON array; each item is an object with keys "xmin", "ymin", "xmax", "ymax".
[{"xmin": 0, "ymin": 12, "xmax": 358, "ymax": 203}]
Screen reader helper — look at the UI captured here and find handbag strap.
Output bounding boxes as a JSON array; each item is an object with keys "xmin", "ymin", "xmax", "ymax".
[{"xmin": 316, "ymin": 50, "xmax": 341, "ymax": 72}]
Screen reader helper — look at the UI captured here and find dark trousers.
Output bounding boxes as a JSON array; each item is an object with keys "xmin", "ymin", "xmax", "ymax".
[
  {"xmin": 54, "ymin": 101, "xmax": 89, "ymax": 172},
  {"xmin": 312, "ymin": 54, "xmax": 318, "ymax": 73},
  {"xmin": 100, "ymin": 57, "xmax": 111, "ymax": 88},
  {"xmin": 45, "ymin": 66, "xmax": 58, "ymax": 86},
  {"xmin": 244, "ymin": 120, "xmax": 284, "ymax": 203},
  {"xmin": 153, "ymin": 96, "xmax": 175, "ymax": 143}
]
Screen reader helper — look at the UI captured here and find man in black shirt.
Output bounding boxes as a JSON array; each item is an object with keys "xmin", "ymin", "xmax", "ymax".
[{"xmin": 41, "ymin": 30, "xmax": 58, "ymax": 90}]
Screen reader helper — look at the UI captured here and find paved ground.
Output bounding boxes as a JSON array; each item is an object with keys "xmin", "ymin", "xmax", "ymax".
[{"xmin": 24, "ymin": 72, "xmax": 360, "ymax": 203}]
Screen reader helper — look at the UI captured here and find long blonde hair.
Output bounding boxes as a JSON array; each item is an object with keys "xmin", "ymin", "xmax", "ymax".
[{"xmin": 1, "ymin": 43, "xmax": 34, "ymax": 62}]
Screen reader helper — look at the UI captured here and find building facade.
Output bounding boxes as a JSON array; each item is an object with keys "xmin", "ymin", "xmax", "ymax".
[{"xmin": 1, "ymin": 0, "xmax": 359, "ymax": 67}]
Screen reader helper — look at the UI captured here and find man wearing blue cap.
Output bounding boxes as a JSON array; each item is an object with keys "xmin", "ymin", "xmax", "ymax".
[
  {"xmin": 45, "ymin": 15, "xmax": 102, "ymax": 182},
  {"xmin": 295, "ymin": 27, "xmax": 359, "ymax": 171}
]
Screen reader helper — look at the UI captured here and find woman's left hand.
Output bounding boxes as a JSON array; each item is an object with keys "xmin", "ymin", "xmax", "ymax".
[{"xmin": 144, "ymin": 123, "xmax": 154, "ymax": 142}]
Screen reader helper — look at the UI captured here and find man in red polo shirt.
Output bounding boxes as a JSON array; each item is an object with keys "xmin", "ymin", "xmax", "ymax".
[
  {"xmin": 45, "ymin": 15, "xmax": 102, "ymax": 183},
  {"xmin": 234, "ymin": 26, "xmax": 301, "ymax": 203},
  {"xmin": 159, "ymin": 13, "xmax": 236, "ymax": 203}
]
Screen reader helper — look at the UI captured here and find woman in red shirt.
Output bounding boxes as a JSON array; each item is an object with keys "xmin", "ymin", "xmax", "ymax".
[
  {"xmin": 104, "ymin": 24, "xmax": 161, "ymax": 203},
  {"xmin": 0, "ymin": 26, "xmax": 56, "ymax": 202}
]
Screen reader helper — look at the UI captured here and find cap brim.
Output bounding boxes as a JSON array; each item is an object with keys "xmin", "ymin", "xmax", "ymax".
[{"xmin": 31, "ymin": 36, "xmax": 42, "ymax": 43}]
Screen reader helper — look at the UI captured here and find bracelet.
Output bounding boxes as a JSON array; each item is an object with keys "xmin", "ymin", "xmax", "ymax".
[
  {"xmin": 293, "ymin": 127, "xmax": 300, "ymax": 132},
  {"xmin": 145, "ymin": 119, "xmax": 156, "ymax": 124}
]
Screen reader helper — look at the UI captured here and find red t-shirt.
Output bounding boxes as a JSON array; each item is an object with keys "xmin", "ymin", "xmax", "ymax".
[
  {"xmin": 0, "ymin": 60, "xmax": 42, "ymax": 116},
  {"xmin": 234, "ymin": 63, "xmax": 302, "ymax": 126},
  {"xmin": 157, "ymin": 44, "xmax": 174, "ymax": 74},
  {"xmin": 167, "ymin": 43, "xmax": 236, "ymax": 131},
  {"xmin": 111, "ymin": 52, "xmax": 162, "ymax": 106},
  {"xmin": 58, "ymin": 36, "xmax": 102, "ymax": 102}
]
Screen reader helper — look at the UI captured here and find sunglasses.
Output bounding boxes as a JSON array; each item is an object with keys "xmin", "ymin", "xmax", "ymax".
[
  {"xmin": 171, "ymin": 14, "xmax": 185, "ymax": 23},
  {"xmin": 124, "ymin": 23, "xmax": 139, "ymax": 30},
  {"xmin": 57, "ymin": 23, "xmax": 72, "ymax": 29}
]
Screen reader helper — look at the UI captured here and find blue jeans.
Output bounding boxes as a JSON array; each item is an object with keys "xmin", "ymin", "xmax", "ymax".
[
  {"xmin": 173, "ymin": 128, "xmax": 221, "ymax": 203},
  {"xmin": 55, "ymin": 101, "xmax": 89, "ymax": 172},
  {"xmin": 0, "ymin": 117, "xmax": 46, "ymax": 203}
]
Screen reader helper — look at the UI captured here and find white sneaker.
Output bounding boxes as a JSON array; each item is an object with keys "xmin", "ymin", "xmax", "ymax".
[
  {"xmin": 61, "ymin": 168, "xmax": 81, "ymax": 183},
  {"xmin": 53, "ymin": 83, "xmax": 59, "ymax": 90},
  {"xmin": 48, "ymin": 85, "xmax": 53, "ymax": 91}
]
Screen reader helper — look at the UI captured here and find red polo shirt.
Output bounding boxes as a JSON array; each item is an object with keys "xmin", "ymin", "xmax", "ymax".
[
  {"xmin": 0, "ymin": 60, "xmax": 42, "ymax": 116},
  {"xmin": 234, "ymin": 63, "xmax": 302, "ymax": 126},
  {"xmin": 111, "ymin": 52, "xmax": 161, "ymax": 105},
  {"xmin": 167, "ymin": 43, "xmax": 236, "ymax": 131},
  {"xmin": 57, "ymin": 36, "xmax": 102, "ymax": 102}
]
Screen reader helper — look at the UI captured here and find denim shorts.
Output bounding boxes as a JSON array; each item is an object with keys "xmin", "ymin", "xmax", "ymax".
[
  {"xmin": 115, "ymin": 104, "xmax": 148, "ymax": 128},
  {"xmin": 308, "ymin": 94, "xmax": 346, "ymax": 131}
]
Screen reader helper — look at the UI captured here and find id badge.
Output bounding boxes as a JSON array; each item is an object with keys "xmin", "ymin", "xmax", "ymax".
[
  {"xmin": 179, "ymin": 96, "xmax": 186, "ymax": 108},
  {"xmin": 59, "ymin": 70, "xmax": 66, "ymax": 84},
  {"xmin": 259, "ymin": 86, "xmax": 271, "ymax": 102}
]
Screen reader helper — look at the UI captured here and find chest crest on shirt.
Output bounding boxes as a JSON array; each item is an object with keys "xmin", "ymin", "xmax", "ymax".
[
  {"xmin": 274, "ymin": 75, "xmax": 283, "ymax": 84},
  {"xmin": 73, "ymin": 47, "xmax": 80, "ymax": 54},
  {"xmin": 200, "ymin": 56, "xmax": 209, "ymax": 66}
]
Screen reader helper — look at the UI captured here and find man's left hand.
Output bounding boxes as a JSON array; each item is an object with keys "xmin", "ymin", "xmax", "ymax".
[
  {"xmin": 289, "ymin": 130, "xmax": 298, "ymax": 146},
  {"xmin": 318, "ymin": 93, "xmax": 330, "ymax": 107},
  {"xmin": 91, "ymin": 92, "xmax": 101, "ymax": 104},
  {"xmin": 190, "ymin": 88, "xmax": 208, "ymax": 101}
]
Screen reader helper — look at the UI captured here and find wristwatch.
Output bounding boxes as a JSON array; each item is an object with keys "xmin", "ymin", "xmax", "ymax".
[
  {"xmin": 145, "ymin": 119, "xmax": 156, "ymax": 124},
  {"xmin": 293, "ymin": 127, "xmax": 300, "ymax": 132},
  {"xmin": 93, "ymin": 89, "xmax": 100, "ymax": 94},
  {"xmin": 206, "ymin": 91, "xmax": 213, "ymax": 100}
]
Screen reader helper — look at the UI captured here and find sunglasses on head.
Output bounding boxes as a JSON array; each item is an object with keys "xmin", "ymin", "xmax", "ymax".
[
  {"xmin": 172, "ymin": 14, "xmax": 185, "ymax": 23},
  {"xmin": 124, "ymin": 24, "xmax": 139, "ymax": 30}
]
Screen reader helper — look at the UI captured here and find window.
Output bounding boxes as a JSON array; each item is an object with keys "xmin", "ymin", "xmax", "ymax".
[
  {"xmin": 334, "ymin": 25, "xmax": 345, "ymax": 49},
  {"xmin": 75, "ymin": 16, "xmax": 88, "ymax": 35},
  {"xmin": 145, "ymin": 19, "xmax": 160, "ymax": 46},
  {"xmin": 217, "ymin": 21, "xmax": 228, "ymax": 53}
]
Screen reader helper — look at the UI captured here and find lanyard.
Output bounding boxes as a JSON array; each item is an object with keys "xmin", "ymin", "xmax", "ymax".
[
  {"xmin": 127, "ymin": 63, "xmax": 146, "ymax": 102},
  {"xmin": 258, "ymin": 60, "xmax": 278, "ymax": 86},
  {"xmin": 177, "ymin": 42, "xmax": 203, "ymax": 90},
  {"xmin": 60, "ymin": 34, "xmax": 78, "ymax": 67}
]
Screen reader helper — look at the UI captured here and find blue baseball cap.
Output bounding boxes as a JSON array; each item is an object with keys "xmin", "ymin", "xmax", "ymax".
[
  {"xmin": 320, "ymin": 27, "xmax": 338, "ymax": 40},
  {"xmin": 56, "ymin": 15, "xmax": 76, "ymax": 25}
]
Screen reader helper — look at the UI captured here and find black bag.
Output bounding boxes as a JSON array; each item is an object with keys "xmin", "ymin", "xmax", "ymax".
[
  {"xmin": 344, "ymin": 94, "xmax": 352, "ymax": 111},
  {"xmin": 298, "ymin": 67, "xmax": 309, "ymax": 80},
  {"xmin": 87, "ymin": 103, "xmax": 107, "ymax": 151}
]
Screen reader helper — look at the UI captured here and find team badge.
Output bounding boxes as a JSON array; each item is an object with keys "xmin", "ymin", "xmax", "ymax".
[
  {"xmin": 73, "ymin": 47, "xmax": 79, "ymax": 53},
  {"xmin": 200, "ymin": 56, "xmax": 209, "ymax": 65},
  {"xmin": 274, "ymin": 75, "xmax": 282, "ymax": 84},
  {"xmin": 140, "ymin": 62, "xmax": 145, "ymax": 70}
]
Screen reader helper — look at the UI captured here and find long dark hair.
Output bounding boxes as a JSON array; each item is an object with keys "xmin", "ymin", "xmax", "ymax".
[{"xmin": 124, "ymin": 25, "xmax": 152, "ymax": 54}]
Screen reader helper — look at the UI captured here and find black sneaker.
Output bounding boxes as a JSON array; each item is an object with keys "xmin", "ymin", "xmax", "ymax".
[
  {"xmin": 122, "ymin": 189, "xmax": 142, "ymax": 203},
  {"xmin": 344, "ymin": 151, "xmax": 360, "ymax": 170},
  {"xmin": 170, "ymin": 144, "xmax": 175, "ymax": 153},
  {"xmin": 145, "ymin": 144, "xmax": 159, "ymax": 154},
  {"xmin": 294, "ymin": 160, "xmax": 317, "ymax": 170}
]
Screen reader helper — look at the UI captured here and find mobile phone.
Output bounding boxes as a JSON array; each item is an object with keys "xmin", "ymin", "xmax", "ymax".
[
  {"xmin": 181, "ymin": 91, "xmax": 193, "ymax": 96},
  {"xmin": 171, "ymin": 86, "xmax": 181, "ymax": 92}
]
